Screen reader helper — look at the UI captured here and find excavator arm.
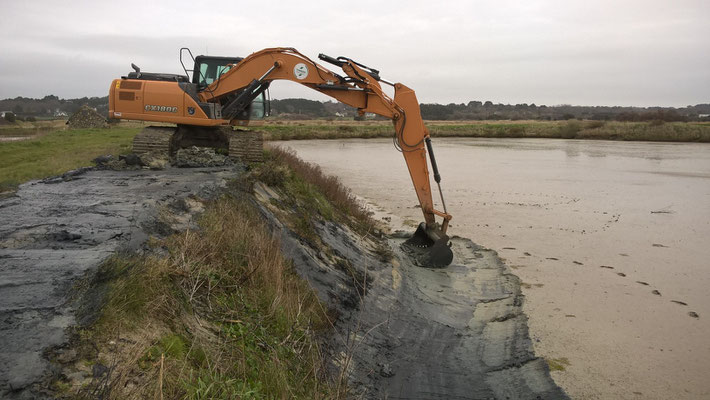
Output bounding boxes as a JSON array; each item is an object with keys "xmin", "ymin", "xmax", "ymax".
[{"xmin": 204, "ymin": 48, "xmax": 452, "ymax": 266}]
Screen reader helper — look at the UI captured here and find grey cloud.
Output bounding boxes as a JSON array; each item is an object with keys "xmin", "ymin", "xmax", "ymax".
[{"xmin": 0, "ymin": 0, "xmax": 708, "ymax": 106}]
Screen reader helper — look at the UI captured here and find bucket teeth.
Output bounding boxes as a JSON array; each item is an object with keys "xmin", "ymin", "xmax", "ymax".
[
  {"xmin": 405, "ymin": 222, "xmax": 436, "ymax": 247},
  {"xmin": 402, "ymin": 222, "xmax": 454, "ymax": 268}
]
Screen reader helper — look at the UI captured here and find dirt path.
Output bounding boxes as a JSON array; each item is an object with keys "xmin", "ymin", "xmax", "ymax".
[{"xmin": 0, "ymin": 167, "xmax": 236, "ymax": 399}]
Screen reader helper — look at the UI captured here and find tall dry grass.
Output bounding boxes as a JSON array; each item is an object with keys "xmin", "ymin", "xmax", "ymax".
[
  {"xmin": 266, "ymin": 146, "xmax": 374, "ymax": 228},
  {"xmin": 68, "ymin": 194, "xmax": 339, "ymax": 399}
]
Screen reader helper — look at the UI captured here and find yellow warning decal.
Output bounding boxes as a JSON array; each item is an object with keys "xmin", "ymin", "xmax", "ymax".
[{"xmin": 115, "ymin": 81, "xmax": 120, "ymax": 89}]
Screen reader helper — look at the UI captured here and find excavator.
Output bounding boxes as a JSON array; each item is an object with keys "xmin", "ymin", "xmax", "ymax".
[{"xmin": 108, "ymin": 47, "xmax": 453, "ymax": 267}]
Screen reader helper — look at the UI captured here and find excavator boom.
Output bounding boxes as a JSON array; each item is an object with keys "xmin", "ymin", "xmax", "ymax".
[{"xmin": 109, "ymin": 47, "xmax": 453, "ymax": 267}]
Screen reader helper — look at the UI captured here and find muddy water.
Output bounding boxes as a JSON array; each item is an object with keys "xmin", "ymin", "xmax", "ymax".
[{"xmin": 275, "ymin": 138, "xmax": 710, "ymax": 400}]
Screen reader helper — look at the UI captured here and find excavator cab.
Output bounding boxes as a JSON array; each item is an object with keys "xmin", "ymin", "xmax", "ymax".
[{"xmin": 192, "ymin": 55, "xmax": 242, "ymax": 88}]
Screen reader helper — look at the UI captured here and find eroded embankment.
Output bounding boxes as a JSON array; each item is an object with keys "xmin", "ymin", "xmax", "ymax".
[
  {"xmin": 254, "ymin": 182, "xmax": 567, "ymax": 399},
  {"xmin": 0, "ymin": 163, "xmax": 565, "ymax": 399},
  {"xmin": 0, "ymin": 167, "xmax": 237, "ymax": 399}
]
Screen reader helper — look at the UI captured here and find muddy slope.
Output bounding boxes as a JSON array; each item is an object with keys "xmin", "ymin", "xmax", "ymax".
[
  {"xmin": 0, "ymin": 167, "xmax": 237, "ymax": 399},
  {"xmin": 254, "ymin": 184, "xmax": 567, "ymax": 399},
  {"xmin": 1, "ymin": 168, "xmax": 566, "ymax": 399}
]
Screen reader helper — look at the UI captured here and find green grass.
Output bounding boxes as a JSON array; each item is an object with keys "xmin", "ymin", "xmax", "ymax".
[{"xmin": 0, "ymin": 127, "xmax": 139, "ymax": 191}]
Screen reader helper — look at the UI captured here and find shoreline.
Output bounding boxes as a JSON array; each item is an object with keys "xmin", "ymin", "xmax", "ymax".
[{"xmin": 278, "ymin": 137, "xmax": 710, "ymax": 400}]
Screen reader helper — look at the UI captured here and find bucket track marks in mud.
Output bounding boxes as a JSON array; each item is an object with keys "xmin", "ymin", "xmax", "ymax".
[{"xmin": 254, "ymin": 184, "xmax": 566, "ymax": 399}]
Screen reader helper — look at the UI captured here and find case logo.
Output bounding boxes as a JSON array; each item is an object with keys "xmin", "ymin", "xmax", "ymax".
[
  {"xmin": 293, "ymin": 63, "xmax": 309, "ymax": 80},
  {"xmin": 145, "ymin": 105, "xmax": 178, "ymax": 113}
]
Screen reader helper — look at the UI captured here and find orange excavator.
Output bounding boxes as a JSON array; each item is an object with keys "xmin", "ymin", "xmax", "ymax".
[{"xmin": 108, "ymin": 47, "xmax": 453, "ymax": 267}]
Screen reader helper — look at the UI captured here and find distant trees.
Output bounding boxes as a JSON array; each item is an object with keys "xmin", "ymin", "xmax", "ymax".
[
  {"xmin": 617, "ymin": 109, "xmax": 687, "ymax": 122},
  {"xmin": 1, "ymin": 94, "xmax": 708, "ymax": 122},
  {"xmin": 0, "ymin": 95, "xmax": 108, "ymax": 119},
  {"xmin": 416, "ymin": 101, "xmax": 708, "ymax": 121}
]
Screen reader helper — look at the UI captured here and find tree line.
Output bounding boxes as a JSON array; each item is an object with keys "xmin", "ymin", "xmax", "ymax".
[{"xmin": 2, "ymin": 95, "xmax": 709, "ymax": 122}]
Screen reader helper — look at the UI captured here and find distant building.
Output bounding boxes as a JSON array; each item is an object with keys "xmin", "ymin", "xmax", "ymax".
[
  {"xmin": 699, "ymin": 114, "xmax": 710, "ymax": 118},
  {"xmin": 0, "ymin": 111, "xmax": 13, "ymax": 118}
]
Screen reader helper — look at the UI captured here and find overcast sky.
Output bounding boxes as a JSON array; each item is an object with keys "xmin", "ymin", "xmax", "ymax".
[{"xmin": 0, "ymin": 0, "xmax": 708, "ymax": 107}]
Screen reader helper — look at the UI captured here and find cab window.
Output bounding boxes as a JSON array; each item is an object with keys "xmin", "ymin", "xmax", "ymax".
[
  {"xmin": 197, "ymin": 61, "xmax": 233, "ymax": 86},
  {"xmin": 251, "ymin": 92, "xmax": 266, "ymax": 119}
]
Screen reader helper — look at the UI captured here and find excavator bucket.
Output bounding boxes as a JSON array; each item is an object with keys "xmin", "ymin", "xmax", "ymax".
[{"xmin": 403, "ymin": 223, "xmax": 454, "ymax": 268}]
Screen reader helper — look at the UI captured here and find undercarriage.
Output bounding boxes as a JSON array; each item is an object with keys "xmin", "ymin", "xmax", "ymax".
[{"xmin": 132, "ymin": 125, "xmax": 263, "ymax": 162}]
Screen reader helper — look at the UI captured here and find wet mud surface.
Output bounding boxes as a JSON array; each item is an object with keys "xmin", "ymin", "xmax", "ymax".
[
  {"xmin": 278, "ymin": 138, "xmax": 710, "ymax": 399},
  {"xmin": 255, "ymin": 183, "xmax": 566, "ymax": 399},
  {"xmin": 0, "ymin": 167, "xmax": 236, "ymax": 399}
]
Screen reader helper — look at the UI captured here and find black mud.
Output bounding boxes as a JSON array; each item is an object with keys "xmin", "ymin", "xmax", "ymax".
[
  {"xmin": 254, "ymin": 183, "xmax": 567, "ymax": 399},
  {"xmin": 0, "ymin": 167, "xmax": 238, "ymax": 399}
]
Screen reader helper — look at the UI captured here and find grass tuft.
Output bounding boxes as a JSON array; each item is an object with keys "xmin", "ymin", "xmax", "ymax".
[
  {"xmin": 547, "ymin": 357, "xmax": 571, "ymax": 372},
  {"xmin": 261, "ymin": 146, "xmax": 375, "ymax": 229}
]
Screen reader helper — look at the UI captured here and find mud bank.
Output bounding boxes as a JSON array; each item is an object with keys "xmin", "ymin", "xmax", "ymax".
[
  {"xmin": 255, "ymin": 183, "xmax": 566, "ymax": 399},
  {"xmin": 0, "ymin": 167, "xmax": 237, "ymax": 399},
  {"xmin": 1, "ymin": 166, "xmax": 564, "ymax": 399}
]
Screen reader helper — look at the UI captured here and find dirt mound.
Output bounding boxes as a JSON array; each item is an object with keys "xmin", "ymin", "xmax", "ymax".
[
  {"xmin": 137, "ymin": 152, "xmax": 169, "ymax": 170},
  {"xmin": 174, "ymin": 146, "xmax": 232, "ymax": 167},
  {"xmin": 91, "ymin": 147, "xmax": 233, "ymax": 171},
  {"xmin": 67, "ymin": 105, "xmax": 107, "ymax": 129}
]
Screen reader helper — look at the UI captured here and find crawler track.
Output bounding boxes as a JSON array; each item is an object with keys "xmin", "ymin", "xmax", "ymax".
[
  {"xmin": 132, "ymin": 126, "xmax": 174, "ymax": 155},
  {"xmin": 133, "ymin": 125, "xmax": 263, "ymax": 162}
]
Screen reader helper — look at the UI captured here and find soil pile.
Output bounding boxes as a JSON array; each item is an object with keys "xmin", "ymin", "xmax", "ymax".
[
  {"xmin": 174, "ymin": 146, "xmax": 232, "ymax": 167},
  {"xmin": 92, "ymin": 147, "xmax": 233, "ymax": 171},
  {"xmin": 137, "ymin": 152, "xmax": 169, "ymax": 169},
  {"xmin": 66, "ymin": 105, "xmax": 107, "ymax": 129}
]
